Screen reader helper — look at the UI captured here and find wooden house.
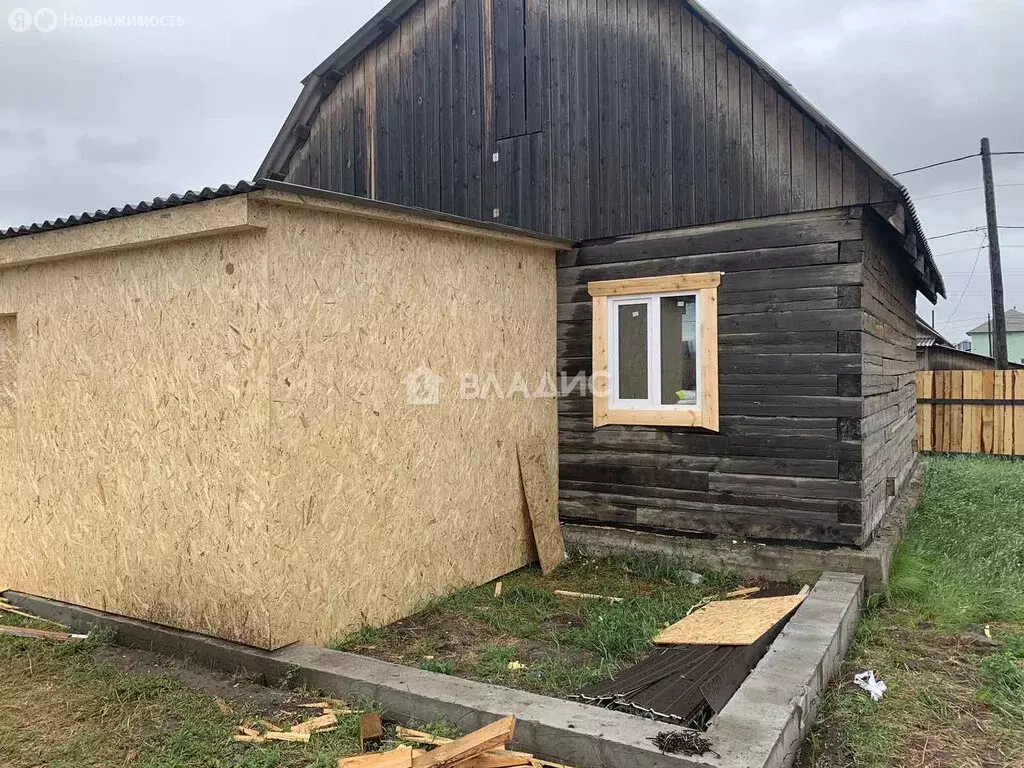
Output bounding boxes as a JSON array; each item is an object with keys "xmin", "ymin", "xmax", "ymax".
[
  {"xmin": 258, "ymin": 0, "xmax": 945, "ymax": 549},
  {"xmin": 259, "ymin": 0, "xmax": 946, "ymax": 549}
]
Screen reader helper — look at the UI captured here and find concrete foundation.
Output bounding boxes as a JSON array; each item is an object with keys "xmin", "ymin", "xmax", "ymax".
[
  {"xmin": 565, "ymin": 462, "xmax": 923, "ymax": 593},
  {"xmin": 4, "ymin": 571, "xmax": 863, "ymax": 768}
]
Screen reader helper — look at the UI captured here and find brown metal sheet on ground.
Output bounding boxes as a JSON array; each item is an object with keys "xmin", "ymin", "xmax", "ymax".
[{"xmin": 572, "ymin": 584, "xmax": 798, "ymax": 726}]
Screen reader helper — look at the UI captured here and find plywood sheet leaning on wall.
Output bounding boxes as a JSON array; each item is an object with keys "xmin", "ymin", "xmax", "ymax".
[
  {"xmin": 256, "ymin": 198, "xmax": 558, "ymax": 644},
  {"xmin": 516, "ymin": 437, "xmax": 565, "ymax": 575}
]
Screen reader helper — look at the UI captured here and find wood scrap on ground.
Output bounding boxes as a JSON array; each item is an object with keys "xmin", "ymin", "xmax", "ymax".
[
  {"xmin": 359, "ymin": 712, "xmax": 384, "ymax": 750},
  {"xmin": 411, "ymin": 716, "xmax": 516, "ymax": 768},
  {"xmin": 553, "ymin": 590, "xmax": 623, "ymax": 604},
  {"xmin": 516, "ymin": 439, "xmax": 565, "ymax": 575},
  {"xmin": 396, "ymin": 727, "xmax": 452, "ymax": 745},
  {"xmin": 233, "ymin": 734, "xmax": 267, "ymax": 744},
  {"xmin": 294, "ymin": 711, "xmax": 339, "ymax": 734},
  {"xmin": 724, "ymin": 587, "xmax": 761, "ymax": 599},
  {"xmin": 654, "ymin": 595, "xmax": 806, "ymax": 646},
  {"xmin": 461, "ymin": 751, "xmax": 534, "ymax": 767},
  {"xmin": 0, "ymin": 625, "xmax": 86, "ymax": 642},
  {"xmin": 340, "ymin": 746, "xmax": 424, "ymax": 768},
  {"xmin": 266, "ymin": 730, "xmax": 311, "ymax": 743},
  {"xmin": 494, "ymin": 582, "xmax": 502, "ymax": 598},
  {"xmin": 0, "ymin": 602, "xmax": 65, "ymax": 624}
]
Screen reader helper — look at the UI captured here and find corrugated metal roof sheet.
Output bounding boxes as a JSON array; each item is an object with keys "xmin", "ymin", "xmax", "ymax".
[
  {"xmin": 0, "ymin": 179, "xmax": 572, "ymax": 250},
  {"xmin": 0, "ymin": 181, "xmax": 262, "ymax": 241}
]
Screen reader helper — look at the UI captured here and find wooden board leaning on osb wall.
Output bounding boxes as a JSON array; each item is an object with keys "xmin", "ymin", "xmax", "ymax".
[
  {"xmin": 0, "ymin": 226, "xmax": 278, "ymax": 647},
  {"xmin": 250, "ymin": 197, "xmax": 558, "ymax": 646},
  {"xmin": 0, "ymin": 192, "xmax": 559, "ymax": 649}
]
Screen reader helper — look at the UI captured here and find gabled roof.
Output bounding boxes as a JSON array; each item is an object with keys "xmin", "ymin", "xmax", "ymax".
[
  {"xmin": 967, "ymin": 309, "xmax": 1024, "ymax": 335},
  {"xmin": 255, "ymin": 0, "xmax": 943, "ymax": 301},
  {"xmin": 916, "ymin": 316, "xmax": 952, "ymax": 348}
]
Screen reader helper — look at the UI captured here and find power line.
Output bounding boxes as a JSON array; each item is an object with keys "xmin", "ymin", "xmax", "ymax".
[
  {"xmin": 916, "ymin": 182, "xmax": 1024, "ymax": 201},
  {"xmin": 894, "ymin": 153, "xmax": 979, "ymax": 176},
  {"xmin": 894, "ymin": 150, "xmax": 1024, "ymax": 177},
  {"xmin": 943, "ymin": 234, "xmax": 988, "ymax": 329},
  {"xmin": 933, "ymin": 245, "xmax": 1024, "ymax": 258},
  {"xmin": 930, "ymin": 227, "xmax": 986, "ymax": 240},
  {"xmin": 929, "ymin": 225, "xmax": 1024, "ymax": 240}
]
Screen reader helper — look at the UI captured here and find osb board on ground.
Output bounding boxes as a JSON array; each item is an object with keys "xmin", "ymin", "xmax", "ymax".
[
  {"xmin": 655, "ymin": 595, "xmax": 806, "ymax": 646},
  {"xmin": 0, "ymin": 194, "xmax": 558, "ymax": 649}
]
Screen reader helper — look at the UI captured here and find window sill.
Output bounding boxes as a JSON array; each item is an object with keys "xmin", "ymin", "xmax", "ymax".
[{"xmin": 595, "ymin": 407, "xmax": 719, "ymax": 431}]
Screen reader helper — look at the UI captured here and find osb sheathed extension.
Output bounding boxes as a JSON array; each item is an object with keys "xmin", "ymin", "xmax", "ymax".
[{"xmin": 0, "ymin": 192, "xmax": 558, "ymax": 649}]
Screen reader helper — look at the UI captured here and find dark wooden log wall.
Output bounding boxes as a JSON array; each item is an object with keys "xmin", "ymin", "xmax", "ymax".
[
  {"xmin": 283, "ymin": 0, "xmax": 901, "ymax": 241},
  {"xmin": 557, "ymin": 208, "xmax": 872, "ymax": 546},
  {"xmin": 859, "ymin": 214, "xmax": 918, "ymax": 541}
]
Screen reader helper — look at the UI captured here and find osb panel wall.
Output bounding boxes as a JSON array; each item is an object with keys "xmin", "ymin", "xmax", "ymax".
[
  {"xmin": 255, "ymin": 201, "xmax": 558, "ymax": 644},
  {"xmin": 0, "ymin": 233, "xmax": 278, "ymax": 646}
]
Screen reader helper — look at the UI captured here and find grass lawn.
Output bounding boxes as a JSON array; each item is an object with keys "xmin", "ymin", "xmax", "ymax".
[
  {"xmin": 0, "ymin": 609, "xmax": 388, "ymax": 767},
  {"xmin": 799, "ymin": 454, "xmax": 1024, "ymax": 768},
  {"xmin": 331, "ymin": 554, "xmax": 787, "ymax": 698}
]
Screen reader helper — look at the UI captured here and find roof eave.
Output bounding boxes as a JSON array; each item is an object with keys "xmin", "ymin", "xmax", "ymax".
[{"xmin": 257, "ymin": 0, "xmax": 419, "ymax": 180}]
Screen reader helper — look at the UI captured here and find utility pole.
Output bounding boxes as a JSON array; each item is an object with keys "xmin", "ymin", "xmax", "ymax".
[{"xmin": 981, "ymin": 138, "xmax": 1008, "ymax": 368}]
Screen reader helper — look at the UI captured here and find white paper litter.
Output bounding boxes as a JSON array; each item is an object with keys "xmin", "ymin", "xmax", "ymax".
[{"xmin": 853, "ymin": 670, "xmax": 887, "ymax": 701}]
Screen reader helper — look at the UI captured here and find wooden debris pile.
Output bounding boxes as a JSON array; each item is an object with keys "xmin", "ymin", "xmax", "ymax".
[
  {"xmin": 341, "ymin": 716, "xmax": 575, "ymax": 768},
  {"xmin": 233, "ymin": 699, "xmax": 352, "ymax": 745}
]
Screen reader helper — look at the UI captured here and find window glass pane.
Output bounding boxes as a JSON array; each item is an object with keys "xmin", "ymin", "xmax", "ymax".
[
  {"xmin": 660, "ymin": 296, "xmax": 698, "ymax": 405},
  {"xmin": 616, "ymin": 303, "xmax": 648, "ymax": 400}
]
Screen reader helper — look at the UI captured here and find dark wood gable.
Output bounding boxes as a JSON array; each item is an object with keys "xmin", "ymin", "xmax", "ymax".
[{"xmin": 260, "ymin": 0, "xmax": 941, "ymax": 301}]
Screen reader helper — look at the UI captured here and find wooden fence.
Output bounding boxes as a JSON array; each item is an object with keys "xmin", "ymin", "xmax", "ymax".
[{"xmin": 917, "ymin": 370, "xmax": 1024, "ymax": 456}]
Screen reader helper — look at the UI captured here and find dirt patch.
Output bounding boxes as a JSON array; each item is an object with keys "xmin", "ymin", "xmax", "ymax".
[
  {"xmin": 334, "ymin": 555, "xmax": 796, "ymax": 701},
  {"xmin": 92, "ymin": 645, "xmax": 302, "ymax": 720}
]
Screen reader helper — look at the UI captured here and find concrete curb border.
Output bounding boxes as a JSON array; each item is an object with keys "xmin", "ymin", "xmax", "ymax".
[{"xmin": 5, "ymin": 572, "xmax": 863, "ymax": 768}]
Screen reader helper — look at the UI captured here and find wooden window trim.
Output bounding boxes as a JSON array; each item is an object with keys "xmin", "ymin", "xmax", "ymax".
[{"xmin": 589, "ymin": 273, "xmax": 719, "ymax": 431}]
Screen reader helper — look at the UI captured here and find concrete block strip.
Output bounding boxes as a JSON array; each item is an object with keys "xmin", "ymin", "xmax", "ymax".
[
  {"xmin": 4, "ymin": 572, "xmax": 862, "ymax": 768},
  {"xmin": 705, "ymin": 572, "xmax": 864, "ymax": 768},
  {"xmin": 3, "ymin": 591, "xmax": 709, "ymax": 768}
]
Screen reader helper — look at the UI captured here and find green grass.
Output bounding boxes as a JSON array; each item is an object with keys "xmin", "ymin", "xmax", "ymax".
[
  {"xmin": 800, "ymin": 455, "xmax": 1024, "ymax": 768},
  {"xmin": 332, "ymin": 552, "xmax": 748, "ymax": 697},
  {"xmin": 0, "ymin": 611, "xmax": 370, "ymax": 768},
  {"xmin": 888, "ymin": 455, "xmax": 1024, "ymax": 629}
]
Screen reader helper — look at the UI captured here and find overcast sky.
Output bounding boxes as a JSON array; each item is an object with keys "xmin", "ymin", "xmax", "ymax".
[{"xmin": 1, "ymin": 0, "xmax": 1021, "ymax": 343}]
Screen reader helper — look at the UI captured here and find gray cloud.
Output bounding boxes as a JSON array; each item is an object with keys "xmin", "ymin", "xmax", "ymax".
[
  {"xmin": 0, "ymin": 128, "xmax": 46, "ymax": 149},
  {"xmin": 0, "ymin": 0, "xmax": 1021, "ymax": 344},
  {"xmin": 76, "ymin": 135, "xmax": 160, "ymax": 165}
]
